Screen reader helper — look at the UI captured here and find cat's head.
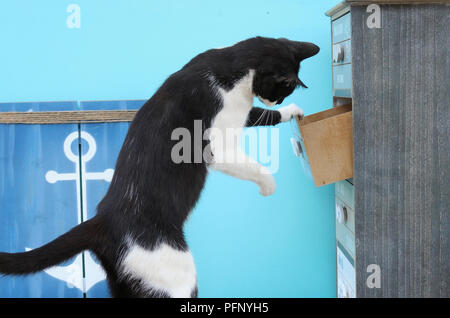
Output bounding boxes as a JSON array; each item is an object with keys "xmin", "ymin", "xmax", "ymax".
[{"xmin": 249, "ymin": 37, "xmax": 320, "ymax": 107}]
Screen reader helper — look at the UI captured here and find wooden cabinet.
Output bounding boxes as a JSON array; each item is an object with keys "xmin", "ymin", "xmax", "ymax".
[{"xmin": 326, "ymin": 0, "xmax": 450, "ymax": 298}]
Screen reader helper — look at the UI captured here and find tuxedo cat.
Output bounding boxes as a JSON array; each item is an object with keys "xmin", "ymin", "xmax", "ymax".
[{"xmin": 0, "ymin": 37, "xmax": 319, "ymax": 297}]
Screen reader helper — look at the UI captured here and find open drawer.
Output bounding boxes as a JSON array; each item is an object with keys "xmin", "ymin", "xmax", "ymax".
[{"xmin": 295, "ymin": 104, "xmax": 353, "ymax": 186}]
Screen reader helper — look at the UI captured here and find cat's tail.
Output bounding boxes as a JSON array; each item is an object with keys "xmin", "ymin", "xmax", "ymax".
[{"xmin": 0, "ymin": 216, "xmax": 101, "ymax": 275}]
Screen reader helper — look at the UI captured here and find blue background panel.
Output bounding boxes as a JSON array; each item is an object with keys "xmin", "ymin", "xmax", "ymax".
[{"xmin": 0, "ymin": 102, "xmax": 83, "ymax": 297}]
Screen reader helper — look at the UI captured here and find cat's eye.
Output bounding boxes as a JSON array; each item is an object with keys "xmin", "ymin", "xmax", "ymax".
[{"xmin": 282, "ymin": 80, "xmax": 295, "ymax": 88}]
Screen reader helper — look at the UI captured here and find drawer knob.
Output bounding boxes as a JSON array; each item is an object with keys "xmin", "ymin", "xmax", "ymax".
[
  {"xmin": 333, "ymin": 45, "xmax": 345, "ymax": 63},
  {"xmin": 336, "ymin": 203, "xmax": 348, "ymax": 223},
  {"xmin": 337, "ymin": 46, "xmax": 345, "ymax": 62}
]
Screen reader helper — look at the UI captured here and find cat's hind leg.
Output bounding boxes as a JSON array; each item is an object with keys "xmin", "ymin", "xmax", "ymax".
[{"xmin": 118, "ymin": 242, "xmax": 197, "ymax": 298}]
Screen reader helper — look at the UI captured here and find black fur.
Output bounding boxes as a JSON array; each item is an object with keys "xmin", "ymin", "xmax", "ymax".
[
  {"xmin": 0, "ymin": 37, "xmax": 319, "ymax": 297},
  {"xmin": 246, "ymin": 107, "xmax": 282, "ymax": 126}
]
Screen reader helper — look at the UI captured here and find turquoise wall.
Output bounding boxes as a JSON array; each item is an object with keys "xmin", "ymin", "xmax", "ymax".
[{"xmin": 0, "ymin": 0, "xmax": 339, "ymax": 297}]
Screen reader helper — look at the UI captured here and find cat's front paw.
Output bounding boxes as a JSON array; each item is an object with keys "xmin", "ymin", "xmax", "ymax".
[
  {"xmin": 257, "ymin": 172, "xmax": 276, "ymax": 197},
  {"xmin": 278, "ymin": 103, "xmax": 304, "ymax": 122}
]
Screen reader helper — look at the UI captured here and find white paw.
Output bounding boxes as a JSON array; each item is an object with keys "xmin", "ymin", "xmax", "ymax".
[
  {"xmin": 278, "ymin": 103, "xmax": 304, "ymax": 122},
  {"xmin": 257, "ymin": 173, "xmax": 276, "ymax": 197}
]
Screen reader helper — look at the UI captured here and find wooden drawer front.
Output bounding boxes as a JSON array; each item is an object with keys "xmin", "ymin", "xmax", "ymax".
[
  {"xmin": 335, "ymin": 180, "xmax": 355, "ymax": 257},
  {"xmin": 336, "ymin": 218, "xmax": 355, "ymax": 258},
  {"xmin": 332, "ymin": 13, "xmax": 351, "ymax": 43},
  {"xmin": 335, "ymin": 180, "xmax": 354, "ymax": 210},
  {"xmin": 337, "ymin": 244, "xmax": 356, "ymax": 298},
  {"xmin": 336, "ymin": 198, "xmax": 355, "ymax": 234},
  {"xmin": 333, "ymin": 63, "xmax": 352, "ymax": 98},
  {"xmin": 333, "ymin": 40, "xmax": 351, "ymax": 65}
]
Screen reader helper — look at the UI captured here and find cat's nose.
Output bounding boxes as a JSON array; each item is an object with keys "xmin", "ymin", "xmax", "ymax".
[{"xmin": 310, "ymin": 43, "xmax": 320, "ymax": 55}]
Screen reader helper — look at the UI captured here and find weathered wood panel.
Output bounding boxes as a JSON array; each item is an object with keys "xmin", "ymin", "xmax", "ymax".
[
  {"xmin": 347, "ymin": 0, "xmax": 450, "ymax": 4},
  {"xmin": 351, "ymin": 4, "xmax": 449, "ymax": 297}
]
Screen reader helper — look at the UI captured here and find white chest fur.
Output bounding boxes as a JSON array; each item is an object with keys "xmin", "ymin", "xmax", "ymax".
[
  {"xmin": 209, "ymin": 70, "xmax": 255, "ymax": 158},
  {"xmin": 120, "ymin": 243, "xmax": 197, "ymax": 298},
  {"xmin": 208, "ymin": 69, "xmax": 277, "ymax": 196},
  {"xmin": 211, "ymin": 69, "xmax": 255, "ymax": 132}
]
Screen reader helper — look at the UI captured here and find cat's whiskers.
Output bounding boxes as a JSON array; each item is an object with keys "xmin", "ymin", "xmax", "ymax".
[{"xmin": 252, "ymin": 108, "xmax": 267, "ymax": 127}]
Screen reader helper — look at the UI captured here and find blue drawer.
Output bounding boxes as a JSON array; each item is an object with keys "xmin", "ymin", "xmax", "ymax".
[
  {"xmin": 333, "ymin": 63, "xmax": 352, "ymax": 98},
  {"xmin": 335, "ymin": 180, "xmax": 354, "ymax": 210},
  {"xmin": 333, "ymin": 40, "xmax": 351, "ymax": 65},
  {"xmin": 332, "ymin": 13, "xmax": 351, "ymax": 43}
]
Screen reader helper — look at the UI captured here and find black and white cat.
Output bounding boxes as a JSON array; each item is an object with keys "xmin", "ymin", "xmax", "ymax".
[{"xmin": 0, "ymin": 37, "xmax": 319, "ymax": 297}]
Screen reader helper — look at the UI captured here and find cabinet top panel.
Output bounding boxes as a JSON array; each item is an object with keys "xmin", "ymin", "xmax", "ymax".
[{"xmin": 346, "ymin": 0, "xmax": 450, "ymax": 4}]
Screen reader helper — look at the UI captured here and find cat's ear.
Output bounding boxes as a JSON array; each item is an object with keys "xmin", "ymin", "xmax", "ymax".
[{"xmin": 279, "ymin": 39, "xmax": 320, "ymax": 62}]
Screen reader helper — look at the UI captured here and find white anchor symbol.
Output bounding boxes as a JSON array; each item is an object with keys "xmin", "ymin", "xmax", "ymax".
[{"xmin": 26, "ymin": 131, "xmax": 113, "ymax": 293}]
